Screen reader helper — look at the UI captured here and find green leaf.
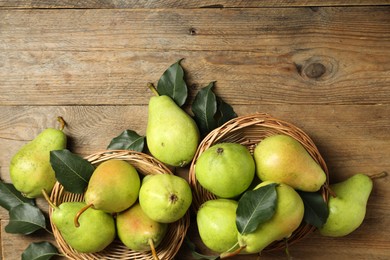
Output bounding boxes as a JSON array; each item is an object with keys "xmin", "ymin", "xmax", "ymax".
[
  {"xmin": 184, "ymin": 237, "xmax": 219, "ymax": 260},
  {"xmin": 298, "ymin": 191, "xmax": 329, "ymax": 228},
  {"xmin": 0, "ymin": 181, "xmax": 35, "ymax": 211},
  {"xmin": 191, "ymin": 82, "xmax": 218, "ymax": 137},
  {"xmin": 50, "ymin": 149, "xmax": 95, "ymax": 194},
  {"xmin": 236, "ymin": 183, "xmax": 278, "ymax": 234},
  {"xmin": 5, "ymin": 203, "xmax": 46, "ymax": 235},
  {"xmin": 192, "ymin": 82, "xmax": 237, "ymax": 137},
  {"xmin": 215, "ymin": 96, "xmax": 237, "ymax": 126},
  {"xmin": 107, "ymin": 130, "xmax": 145, "ymax": 152},
  {"xmin": 22, "ymin": 241, "xmax": 61, "ymax": 260},
  {"xmin": 157, "ymin": 59, "xmax": 188, "ymax": 106}
]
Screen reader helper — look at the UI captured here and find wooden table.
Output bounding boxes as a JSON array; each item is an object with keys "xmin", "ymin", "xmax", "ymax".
[{"xmin": 1, "ymin": 1, "xmax": 389, "ymax": 259}]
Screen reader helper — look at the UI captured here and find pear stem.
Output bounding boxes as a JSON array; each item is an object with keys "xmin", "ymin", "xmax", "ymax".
[
  {"xmin": 74, "ymin": 203, "xmax": 93, "ymax": 228},
  {"xmin": 41, "ymin": 189, "xmax": 57, "ymax": 209},
  {"xmin": 57, "ymin": 116, "xmax": 66, "ymax": 131},
  {"xmin": 284, "ymin": 238, "xmax": 292, "ymax": 260},
  {"xmin": 148, "ymin": 238, "xmax": 159, "ymax": 260},
  {"xmin": 369, "ymin": 171, "xmax": 388, "ymax": 180},
  {"xmin": 147, "ymin": 82, "xmax": 160, "ymax": 96},
  {"xmin": 220, "ymin": 245, "xmax": 246, "ymax": 259}
]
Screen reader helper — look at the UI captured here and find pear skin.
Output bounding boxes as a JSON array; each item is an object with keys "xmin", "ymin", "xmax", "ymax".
[
  {"xmin": 146, "ymin": 94, "xmax": 200, "ymax": 167},
  {"xmin": 319, "ymin": 173, "xmax": 373, "ymax": 237},
  {"xmin": 196, "ymin": 199, "xmax": 239, "ymax": 253},
  {"xmin": 254, "ymin": 134, "xmax": 326, "ymax": 192},
  {"xmin": 116, "ymin": 203, "xmax": 168, "ymax": 251},
  {"xmin": 195, "ymin": 143, "xmax": 255, "ymax": 198},
  {"xmin": 51, "ymin": 201, "xmax": 116, "ymax": 253},
  {"xmin": 84, "ymin": 159, "xmax": 140, "ymax": 213},
  {"xmin": 238, "ymin": 181, "xmax": 304, "ymax": 254},
  {"xmin": 10, "ymin": 127, "xmax": 67, "ymax": 198}
]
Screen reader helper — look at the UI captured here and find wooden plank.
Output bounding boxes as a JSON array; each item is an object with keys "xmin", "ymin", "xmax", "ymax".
[
  {"xmin": 1, "ymin": 7, "xmax": 389, "ymax": 106},
  {"xmin": 0, "ymin": 0, "xmax": 389, "ymax": 9}
]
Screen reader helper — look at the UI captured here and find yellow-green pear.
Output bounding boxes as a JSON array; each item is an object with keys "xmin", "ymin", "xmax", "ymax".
[
  {"xmin": 238, "ymin": 181, "xmax": 304, "ymax": 254},
  {"xmin": 9, "ymin": 117, "xmax": 67, "ymax": 198},
  {"xmin": 50, "ymin": 201, "xmax": 116, "ymax": 253},
  {"xmin": 254, "ymin": 134, "xmax": 326, "ymax": 192},
  {"xmin": 116, "ymin": 203, "xmax": 168, "ymax": 254},
  {"xmin": 196, "ymin": 199, "xmax": 239, "ymax": 253},
  {"xmin": 195, "ymin": 143, "xmax": 255, "ymax": 198},
  {"xmin": 319, "ymin": 173, "xmax": 373, "ymax": 237},
  {"xmin": 138, "ymin": 174, "xmax": 192, "ymax": 223},
  {"xmin": 84, "ymin": 159, "xmax": 140, "ymax": 213},
  {"xmin": 146, "ymin": 87, "xmax": 200, "ymax": 167}
]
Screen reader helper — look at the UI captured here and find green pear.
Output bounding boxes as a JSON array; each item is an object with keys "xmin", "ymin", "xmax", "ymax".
[
  {"xmin": 238, "ymin": 181, "xmax": 304, "ymax": 254},
  {"xmin": 196, "ymin": 199, "xmax": 239, "ymax": 253},
  {"xmin": 9, "ymin": 117, "xmax": 67, "ymax": 198},
  {"xmin": 319, "ymin": 173, "xmax": 373, "ymax": 237},
  {"xmin": 84, "ymin": 159, "xmax": 140, "ymax": 213},
  {"xmin": 46, "ymin": 196, "xmax": 116, "ymax": 253},
  {"xmin": 195, "ymin": 143, "xmax": 255, "ymax": 198},
  {"xmin": 146, "ymin": 87, "xmax": 200, "ymax": 167},
  {"xmin": 138, "ymin": 174, "xmax": 192, "ymax": 223},
  {"xmin": 254, "ymin": 134, "xmax": 326, "ymax": 192},
  {"xmin": 116, "ymin": 203, "xmax": 168, "ymax": 254}
]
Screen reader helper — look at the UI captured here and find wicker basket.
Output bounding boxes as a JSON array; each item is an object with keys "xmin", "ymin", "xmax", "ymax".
[
  {"xmin": 49, "ymin": 150, "xmax": 190, "ymax": 260},
  {"xmin": 188, "ymin": 113, "xmax": 329, "ymax": 252}
]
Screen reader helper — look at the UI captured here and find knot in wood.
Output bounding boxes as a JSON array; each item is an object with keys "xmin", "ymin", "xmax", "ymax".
[
  {"xmin": 304, "ymin": 62, "xmax": 326, "ymax": 79},
  {"xmin": 189, "ymin": 27, "xmax": 197, "ymax": 35},
  {"xmin": 294, "ymin": 55, "xmax": 338, "ymax": 82}
]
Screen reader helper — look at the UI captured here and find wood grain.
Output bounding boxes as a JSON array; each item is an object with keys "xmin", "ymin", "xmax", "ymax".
[
  {"xmin": 1, "ymin": 7, "xmax": 389, "ymax": 106},
  {"xmin": 0, "ymin": 0, "xmax": 389, "ymax": 9},
  {"xmin": 1, "ymin": 2, "xmax": 389, "ymax": 260}
]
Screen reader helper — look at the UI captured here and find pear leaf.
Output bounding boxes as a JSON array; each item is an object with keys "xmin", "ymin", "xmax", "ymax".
[
  {"xmin": 192, "ymin": 82, "xmax": 237, "ymax": 137},
  {"xmin": 298, "ymin": 191, "xmax": 329, "ymax": 228},
  {"xmin": 157, "ymin": 59, "xmax": 188, "ymax": 106},
  {"xmin": 236, "ymin": 183, "xmax": 278, "ymax": 234},
  {"xmin": 215, "ymin": 96, "xmax": 237, "ymax": 126},
  {"xmin": 5, "ymin": 203, "xmax": 46, "ymax": 235},
  {"xmin": 191, "ymin": 82, "xmax": 218, "ymax": 136},
  {"xmin": 184, "ymin": 237, "xmax": 219, "ymax": 260},
  {"xmin": 107, "ymin": 130, "xmax": 145, "ymax": 152},
  {"xmin": 22, "ymin": 241, "xmax": 61, "ymax": 260},
  {"xmin": 50, "ymin": 149, "xmax": 95, "ymax": 194},
  {"xmin": 0, "ymin": 181, "xmax": 35, "ymax": 211}
]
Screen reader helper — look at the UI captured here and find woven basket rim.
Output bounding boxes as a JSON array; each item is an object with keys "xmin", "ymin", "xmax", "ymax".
[
  {"xmin": 49, "ymin": 149, "xmax": 190, "ymax": 260},
  {"xmin": 188, "ymin": 112, "xmax": 330, "ymax": 252}
]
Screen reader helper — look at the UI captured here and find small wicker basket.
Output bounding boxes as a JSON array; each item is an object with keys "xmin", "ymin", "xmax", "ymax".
[
  {"xmin": 188, "ymin": 113, "xmax": 329, "ymax": 252},
  {"xmin": 49, "ymin": 150, "xmax": 190, "ymax": 260}
]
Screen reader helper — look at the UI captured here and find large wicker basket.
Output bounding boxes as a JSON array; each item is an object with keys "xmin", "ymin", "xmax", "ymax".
[
  {"xmin": 188, "ymin": 113, "xmax": 329, "ymax": 252},
  {"xmin": 49, "ymin": 150, "xmax": 190, "ymax": 260}
]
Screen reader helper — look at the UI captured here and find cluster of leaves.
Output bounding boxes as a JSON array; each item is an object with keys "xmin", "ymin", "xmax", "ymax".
[{"xmin": 0, "ymin": 182, "xmax": 61, "ymax": 259}]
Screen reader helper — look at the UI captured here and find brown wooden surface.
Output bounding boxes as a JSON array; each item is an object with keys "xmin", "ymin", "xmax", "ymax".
[{"xmin": 1, "ymin": 1, "xmax": 389, "ymax": 259}]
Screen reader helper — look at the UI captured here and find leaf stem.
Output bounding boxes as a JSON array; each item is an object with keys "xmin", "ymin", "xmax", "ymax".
[
  {"xmin": 149, "ymin": 238, "xmax": 159, "ymax": 260},
  {"xmin": 44, "ymin": 227, "xmax": 54, "ymax": 235},
  {"xmin": 41, "ymin": 189, "xmax": 57, "ymax": 209},
  {"xmin": 147, "ymin": 82, "xmax": 160, "ymax": 96},
  {"xmin": 57, "ymin": 116, "xmax": 66, "ymax": 131},
  {"xmin": 74, "ymin": 203, "xmax": 93, "ymax": 227}
]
